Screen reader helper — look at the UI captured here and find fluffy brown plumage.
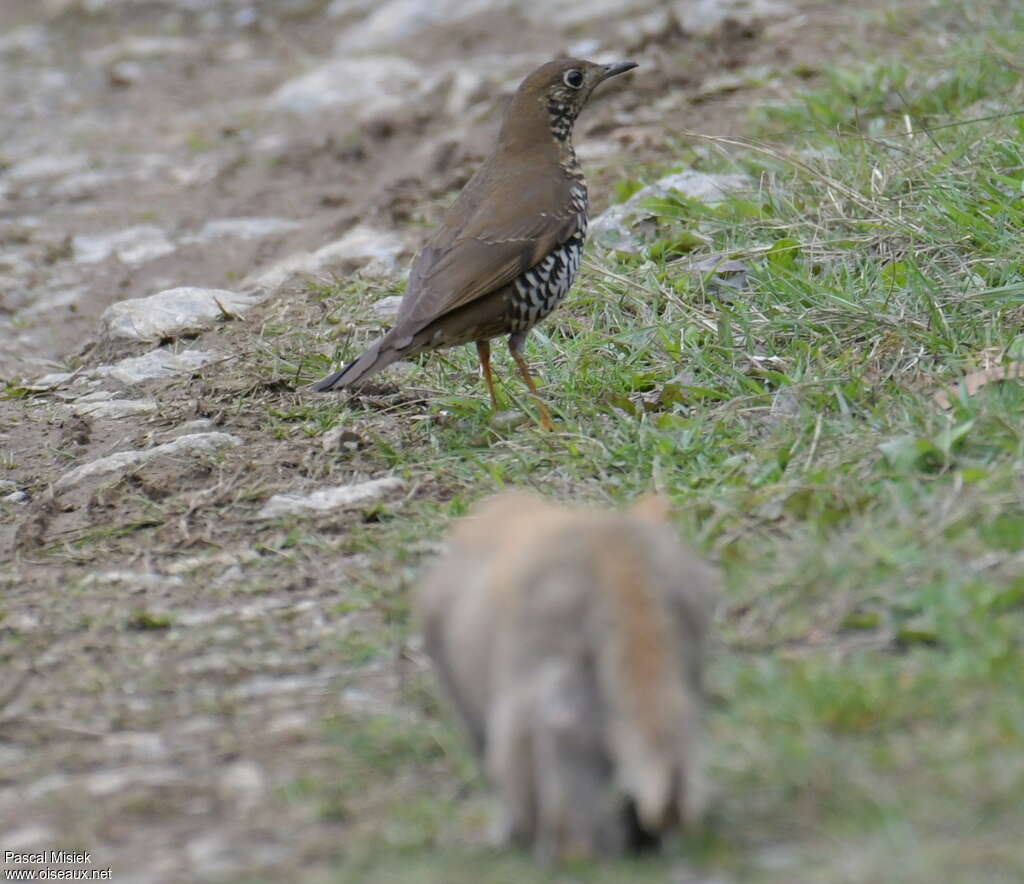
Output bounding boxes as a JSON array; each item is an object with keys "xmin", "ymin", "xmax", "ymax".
[
  {"xmin": 312, "ymin": 57, "xmax": 637, "ymax": 428},
  {"xmin": 417, "ymin": 491, "xmax": 717, "ymax": 861}
]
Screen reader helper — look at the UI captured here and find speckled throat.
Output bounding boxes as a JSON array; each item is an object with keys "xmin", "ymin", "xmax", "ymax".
[{"xmin": 547, "ymin": 97, "xmax": 577, "ymax": 144}]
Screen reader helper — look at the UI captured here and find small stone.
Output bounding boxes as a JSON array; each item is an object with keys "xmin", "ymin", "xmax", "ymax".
[
  {"xmin": 5, "ymin": 154, "xmax": 89, "ymax": 183},
  {"xmin": 0, "ymin": 25, "xmax": 48, "ymax": 54},
  {"xmin": 245, "ymin": 225, "xmax": 406, "ymax": 291},
  {"xmin": 50, "ymin": 170, "xmax": 126, "ymax": 200},
  {"xmin": 271, "ymin": 56, "xmax": 423, "ymax": 115},
  {"xmin": 98, "ymin": 286, "xmax": 262, "ymax": 343},
  {"xmin": 55, "ymin": 432, "xmax": 242, "ymax": 491},
  {"xmin": 81, "ymin": 570, "xmax": 185, "ymax": 590},
  {"xmin": 2, "ymin": 825, "xmax": 55, "ymax": 851},
  {"xmin": 257, "ymin": 476, "xmax": 404, "ymax": 519},
  {"xmin": 219, "ymin": 760, "xmax": 265, "ymax": 811},
  {"xmin": 175, "ymin": 418, "xmax": 217, "ymax": 433},
  {"xmin": 591, "ymin": 171, "xmax": 749, "ymax": 252},
  {"xmin": 368, "ymin": 295, "xmax": 403, "ymax": 322},
  {"xmin": 104, "ymin": 731, "xmax": 168, "ymax": 761},
  {"xmin": 92, "ymin": 348, "xmax": 219, "ymax": 385},
  {"xmin": 312, "ymin": 226, "xmax": 406, "ymax": 275},
  {"xmin": 213, "ymin": 564, "xmax": 244, "ymax": 586},
  {"xmin": 675, "ymin": 0, "xmax": 792, "ymax": 35},
  {"xmin": 71, "ymin": 398, "xmax": 158, "ymax": 419},
  {"xmin": 16, "ymin": 287, "xmax": 86, "ymax": 317},
  {"xmin": 107, "ymin": 60, "xmax": 144, "ymax": 87},
  {"xmin": 73, "ymin": 225, "xmax": 175, "ymax": 265},
  {"xmin": 266, "ymin": 712, "xmax": 310, "ymax": 739},
  {"xmin": 180, "ymin": 216, "xmax": 301, "ymax": 245},
  {"xmin": 86, "ymin": 36, "xmax": 195, "ymax": 65},
  {"xmin": 86, "ymin": 765, "xmax": 183, "ymax": 796},
  {"xmin": 490, "ymin": 410, "xmax": 529, "ymax": 431},
  {"xmin": 568, "ymin": 38, "xmax": 601, "ymax": 56}
]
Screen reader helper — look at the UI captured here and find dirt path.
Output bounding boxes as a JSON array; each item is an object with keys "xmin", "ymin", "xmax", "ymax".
[{"xmin": 1, "ymin": 1, "xmax": 895, "ymax": 880}]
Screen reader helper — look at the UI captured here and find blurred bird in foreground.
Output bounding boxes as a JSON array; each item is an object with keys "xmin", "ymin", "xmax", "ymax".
[
  {"xmin": 312, "ymin": 58, "xmax": 638, "ymax": 429},
  {"xmin": 417, "ymin": 491, "xmax": 717, "ymax": 861}
]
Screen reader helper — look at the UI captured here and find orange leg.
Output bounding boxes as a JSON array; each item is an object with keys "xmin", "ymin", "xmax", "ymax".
[
  {"xmin": 476, "ymin": 339, "xmax": 499, "ymax": 411},
  {"xmin": 508, "ymin": 333, "xmax": 555, "ymax": 431}
]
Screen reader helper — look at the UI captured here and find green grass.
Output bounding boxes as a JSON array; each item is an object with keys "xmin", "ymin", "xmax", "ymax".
[{"xmin": 239, "ymin": 2, "xmax": 1024, "ymax": 880}]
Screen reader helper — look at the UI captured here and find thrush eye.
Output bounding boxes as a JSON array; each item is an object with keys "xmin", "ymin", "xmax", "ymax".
[{"xmin": 563, "ymin": 69, "xmax": 584, "ymax": 89}]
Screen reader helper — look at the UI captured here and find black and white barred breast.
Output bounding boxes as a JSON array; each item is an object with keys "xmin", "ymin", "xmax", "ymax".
[{"xmin": 507, "ymin": 187, "xmax": 588, "ymax": 333}]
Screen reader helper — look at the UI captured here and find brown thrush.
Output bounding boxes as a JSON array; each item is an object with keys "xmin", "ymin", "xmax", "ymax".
[{"xmin": 312, "ymin": 57, "xmax": 638, "ymax": 429}]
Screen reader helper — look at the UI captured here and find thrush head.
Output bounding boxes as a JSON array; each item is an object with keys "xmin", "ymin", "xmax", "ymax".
[{"xmin": 498, "ymin": 57, "xmax": 638, "ymax": 150}]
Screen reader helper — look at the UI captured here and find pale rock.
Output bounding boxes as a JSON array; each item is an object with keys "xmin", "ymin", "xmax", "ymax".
[
  {"xmin": 93, "ymin": 348, "xmax": 219, "ymax": 385},
  {"xmin": 313, "ymin": 226, "xmax": 405, "ymax": 272},
  {"xmin": 590, "ymin": 170, "xmax": 749, "ymax": 252},
  {"xmin": 17, "ymin": 287, "xmax": 86, "ymax": 317},
  {"xmin": 257, "ymin": 476, "xmax": 404, "ymax": 519},
  {"xmin": 0, "ymin": 479, "xmax": 16, "ymax": 493},
  {"xmin": 2, "ymin": 825, "xmax": 55, "ymax": 851},
  {"xmin": 55, "ymin": 432, "xmax": 242, "ymax": 491},
  {"xmin": 81, "ymin": 570, "xmax": 184, "ymax": 590},
  {"xmin": 0, "ymin": 744, "xmax": 27, "ymax": 768},
  {"xmin": 271, "ymin": 56, "xmax": 424, "ymax": 116},
  {"xmin": 266, "ymin": 711, "xmax": 310, "ymax": 738},
  {"xmin": 2, "ymin": 491, "xmax": 30, "ymax": 505},
  {"xmin": 333, "ymin": 0, "xmax": 496, "ymax": 52},
  {"xmin": 98, "ymin": 286, "xmax": 261, "ymax": 343},
  {"xmin": 106, "ymin": 59, "xmax": 144, "ymax": 87},
  {"xmin": 368, "ymin": 295, "xmax": 403, "ymax": 322},
  {"xmin": 219, "ymin": 760, "xmax": 265, "ymax": 811},
  {"xmin": 245, "ymin": 225, "xmax": 406, "ymax": 290},
  {"xmin": 50, "ymin": 169, "xmax": 127, "ymax": 200},
  {"xmin": 5, "ymin": 154, "xmax": 89, "ymax": 183},
  {"xmin": 71, "ymin": 397, "xmax": 159, "ymax": 419},
  {"xmin": 24, "ymin": 371, "xmax": 75, "ymax": 391},
  {"xmin": 675, "ymin": 0, "xmax": 792, "ymax": 35},
  {"xmin": 0, "ymin": 252, "xmax": 34, "ymax": 276},
  {"xmin": 164, "ymin": 550, "xmax": 247, "ymax": 576},
  {"xmin": 175, "ymin": 418, "xmax": 218, "ymax": 433},
  {"xmin": 326, "ymin": 0, "xmax": 379, "ymax": 17},
  {"xmin": 86, "ymin": 36, "xmax": 195, "ymax": 66},
  {"xmin": 184, "ymin": 833, "xmax": 235, "ymax": 877},
  {"xmin": 569, "ymin": 38, "xmax": 601, "ymax": 56},
  {"xmin": 0, "ymin": 25, "xmax": 48, "ymax": 54},
  {"xmin": 490, "ymin": 410, "xmax": 529, "ymax": 431},
  {"xmin": 686, "ymin": 253, "xmax": 752, "ymax": 290},
  {"xmin": 86, "ymin": 765, "xmax": 184, "ymax": 796},
  {"xmin": 4, "ymin": 612, "xmax": 40, "ymax": 631},
  {"xmin": 441, "ymin": 67, "xmax": 489, "ymax": 117},
  {"xmin": 243, "ymin": 252, "xmax": 318, "ymax": 291},
  {"xmin": 23, "ymin": 773, "xmax": 71, "ymax": 800},
  {"xmin": 73, "ymin": 225, "xmax": 175, "ymax": 265},
  {"xmin": 180, "ymin": 216, "xmax": 301, "ymax": 245},
  {"xmin": 104, "ymin": 732, "xmax": 168, "ymax": 762},
  {"xmin": 524, "ymin": 0, "xmax": 660, "ymax": 29},
  {"xmin": 213, "ymin": 564, "xmax": 244, "ymax": 586}
]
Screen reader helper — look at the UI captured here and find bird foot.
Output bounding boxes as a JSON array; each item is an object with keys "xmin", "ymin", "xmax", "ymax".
[{"xmin": 535, "ymin": 404, "xmax": 556, "ymax": 432}]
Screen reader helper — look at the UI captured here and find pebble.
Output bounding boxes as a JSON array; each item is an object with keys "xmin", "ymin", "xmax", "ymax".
[
  {"xmin": 256, "ymin": 476, "xmax": 404, "ymax": 519},
  {"xmin": 55, "ymin": 432, "xmax": 242, "ymax": 491}
]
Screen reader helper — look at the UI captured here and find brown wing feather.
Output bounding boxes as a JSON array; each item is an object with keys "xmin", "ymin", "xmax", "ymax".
[{"xmin": 395, "ymin": 153, "xmax": 580, "ymax": 335}]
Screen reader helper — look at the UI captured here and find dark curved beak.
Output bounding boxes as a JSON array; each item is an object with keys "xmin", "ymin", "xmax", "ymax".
[{"xmin": 600, "ymin": 61, "xmax": 638, "ymax": 81}]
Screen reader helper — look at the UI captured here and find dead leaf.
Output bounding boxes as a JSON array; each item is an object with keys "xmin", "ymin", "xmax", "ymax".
[{"xmin": 934, "ymin": 363, "xmax": 1024, "ymax": 409}]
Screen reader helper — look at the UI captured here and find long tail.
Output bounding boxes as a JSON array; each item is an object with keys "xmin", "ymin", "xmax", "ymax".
[
  {"xmin": 593, "ymin": 534, "xmax": 702, "ymax": 835},
  {"xmin": 311, "ymin": 336, "xmax": 403, "ymax": 392}
]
